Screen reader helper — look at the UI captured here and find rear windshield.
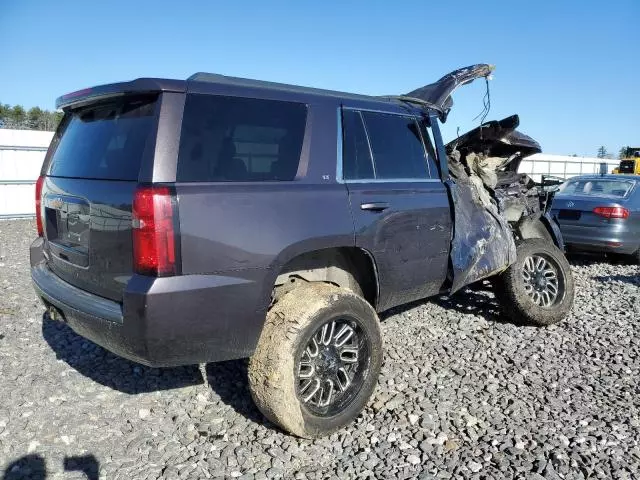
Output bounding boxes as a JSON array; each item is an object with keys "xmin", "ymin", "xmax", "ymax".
[
  {"xmin": 557, "ymin": 178, "xmax": 636, "ymax": 198},
  {"xmin": 177, "ymin": 94, "xmax": 307, "ymax": 182},
  {"xmin": 47, "ymin": 96, "xmax": 157, "ymax": 181}
]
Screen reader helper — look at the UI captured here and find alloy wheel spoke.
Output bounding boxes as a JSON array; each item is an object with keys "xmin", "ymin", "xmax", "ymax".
[
  {"xmin": 318, "ymin": 321, "xmax": 336, "ymax": 346},
  {"xmin": 301, "ymin": 378, "xmax": 321, "ymax": 402},
  {"xmin": 318, "ymin": 380, "xmax": 335, "ymax": 407},
  {"xmin": 333, "ymin": 324, "xmax": 355, "ymax": 347},
  {"xmin": 306, "ymin": 337, "xmax": 319, "ymax": 358},
  {"xmin": 336, "ymin": 367, "xmax": 352, "ymax": 392},
  {"xmin": 339, "ymin": 346, "xmax": 359, "ymax": 364},
  {"xmin": 297, "ymin": 319, "xmax": 364, "ymax": 411}
]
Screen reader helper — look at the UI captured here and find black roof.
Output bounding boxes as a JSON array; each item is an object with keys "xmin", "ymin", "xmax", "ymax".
[
  {"xmin": 188, "ymin": 72, "xmax": 413, "ymax": 106},
  {"xmin": 58, "ymin": 71, "xmax": 445, "ymax": 113}
]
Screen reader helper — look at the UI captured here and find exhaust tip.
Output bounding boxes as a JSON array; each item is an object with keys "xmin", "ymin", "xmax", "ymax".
[{"xmin": 47, "ymin": 305, "xmax": 66, "ymax": 322}]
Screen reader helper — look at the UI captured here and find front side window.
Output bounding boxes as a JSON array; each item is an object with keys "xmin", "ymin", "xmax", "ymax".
[
  {"xmin": 341, "ymin": 109, "xmax": 431, "ymax": 181},
  {"xmin": 177, "ymin": 94, "xmax": 307, "ymax": 182}
]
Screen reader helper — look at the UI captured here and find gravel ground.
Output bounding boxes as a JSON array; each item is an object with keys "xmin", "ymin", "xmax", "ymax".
[{"xmin": 1, "ymin": 218, "xmax": 639, "ymax": 480}]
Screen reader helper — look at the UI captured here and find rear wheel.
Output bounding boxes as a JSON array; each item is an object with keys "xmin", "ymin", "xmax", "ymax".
[
  {"xmin": 248, "ymin": 282, "xmax": 382, "ymax": 438},
  {"xmin": 494, "ymin": 238, "xmax": 574, "ymax": 326}
]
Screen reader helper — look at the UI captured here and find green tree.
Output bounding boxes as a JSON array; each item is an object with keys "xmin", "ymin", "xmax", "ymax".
[
  {"xmin": 27, "ymin": 106, "xmax": 44, "ymax": 129},
  {"xmin": 53, "ymin": 111, "xmax": 64, "ymax": 129},
  {"xmin": 597, "ymin": 146, "xmax": 608, "ymax": 158},
  {"xmin": 10, "ymin": 105, "xmax": 26, "ymax": 125},
  {"xmin": 0, "ymin": 103, "xmax": 9, "ymax": 120},
  {"xmin": 618, "ymin": 146, "xmax": 629, "ymax": 159}
]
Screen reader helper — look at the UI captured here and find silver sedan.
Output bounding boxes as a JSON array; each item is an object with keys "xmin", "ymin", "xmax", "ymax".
[{"xmin": 551, "ymin": 175, "xmax": 640, "ymax": 262}]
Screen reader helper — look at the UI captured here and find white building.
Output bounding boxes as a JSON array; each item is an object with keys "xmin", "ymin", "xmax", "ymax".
[{"xmin": 520, "ymin": 153, "xmax": 619, "ymax": 183}]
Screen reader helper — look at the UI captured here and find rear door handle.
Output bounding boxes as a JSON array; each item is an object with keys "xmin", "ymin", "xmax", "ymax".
[{"xmin": 360, "ymin": 202, "xmax": 390, "ymax": 212}]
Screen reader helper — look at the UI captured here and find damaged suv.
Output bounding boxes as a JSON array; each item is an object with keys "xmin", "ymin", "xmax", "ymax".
[{"xmin": 31, "ymin": 64, "xmax": 574, "ymax": 438}]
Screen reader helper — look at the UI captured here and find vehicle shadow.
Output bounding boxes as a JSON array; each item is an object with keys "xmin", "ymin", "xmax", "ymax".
[
  {"xmin": 380, "ymin": 282, "xmax": 523, "ymax": 326},
  {"xmin": 204, "ymin": 360, "xmax": 272, "ymax": 428},
  {"xmin": 566, "ymin": 251, "xmax": 635, "ymax": 266},
  {"xmin": 593, "ymin": 273, "xmax": 639, "ymax": 286},
  {"xmin": 41, "ymin": 313, "xmax": 203, "ymax": 394},
  {"xmin": 2, "ymin": 454, "xmax": 99, "ymax": 480}
]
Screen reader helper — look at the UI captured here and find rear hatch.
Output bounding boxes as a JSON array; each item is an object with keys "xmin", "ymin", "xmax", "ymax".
[{"xmin": 41, "ymin": 95, "xmax": 159, "ymax": 301}]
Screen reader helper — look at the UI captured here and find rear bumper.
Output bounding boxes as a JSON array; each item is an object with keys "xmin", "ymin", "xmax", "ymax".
[
  {"xmin": 558, "ymin": 223, "xmax": 639, "ymax": 255},
  {"xmin": 30, "ymin": 239, "xmax": 268, "ymax": 367}
]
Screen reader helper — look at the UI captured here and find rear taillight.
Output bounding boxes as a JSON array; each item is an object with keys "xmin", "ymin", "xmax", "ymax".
[
  {"xmin": 593, "ymin": 206, "xmax": 629, "ymax": 219},
  {"xmin": 132, "ymin": 185, "xmax": 179, "ymax": 276},
  {"xmin": 35, "ymin": 175, "xmax": 45, "ymax": 236}
]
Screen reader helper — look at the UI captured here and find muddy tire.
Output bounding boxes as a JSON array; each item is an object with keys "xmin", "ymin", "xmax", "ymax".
[
  {"xmin": 248, "ymin": 282, "xmax": 382, "ymax": 438},
  {"xmin": 494, "ymin": 238, "xmax": 574, "ymax": 326}
]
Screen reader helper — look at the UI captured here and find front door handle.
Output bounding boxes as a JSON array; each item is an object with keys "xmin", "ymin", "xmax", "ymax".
[{"xmin": 360, "ymin": 202, "xmax": 390, "ymax": 212}]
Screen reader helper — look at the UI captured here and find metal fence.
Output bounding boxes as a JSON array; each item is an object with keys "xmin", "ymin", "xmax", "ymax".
[
  {"xmin": 519, "ymin": 155, "xmax": 619, "ymax": 183},
  {"xmin": 0, "ymin": 131, "xmax": 52, "ymax": 219}
]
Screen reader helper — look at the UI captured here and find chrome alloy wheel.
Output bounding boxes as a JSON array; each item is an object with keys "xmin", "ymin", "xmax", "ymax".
[
  {"xmin": 522, "ymin": 254, "xmax": 564, "ymax": 308},
  {"xmin": 296, "ymin": 318, "xmax": 369, "ymax": 416}
]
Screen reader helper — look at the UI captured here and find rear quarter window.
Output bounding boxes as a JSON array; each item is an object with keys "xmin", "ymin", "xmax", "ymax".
[{"xmin": 177, "ymin": 94, "xmax": 307, "ymax": 182}]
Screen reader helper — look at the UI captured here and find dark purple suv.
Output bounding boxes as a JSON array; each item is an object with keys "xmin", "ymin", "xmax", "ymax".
[{"xmin": 31, "ymin": 64, "xmax": 574, "ymax": 437}]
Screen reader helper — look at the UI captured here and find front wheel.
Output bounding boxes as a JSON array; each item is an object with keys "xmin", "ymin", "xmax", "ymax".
[
  {"xmin": 248, "ymin": 282, "xmax": 382, "ymax": 438},
  {"xmin": 494, "ymin": 238, "xmax": 575, "ymax": 326}
]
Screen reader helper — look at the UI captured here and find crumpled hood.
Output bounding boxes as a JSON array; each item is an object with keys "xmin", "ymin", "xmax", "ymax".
[
  {"xmin": 445, "ymin": 115, "xmax": 541, "ymax": 173},
  {"xmin": 405, "ymin": 64, "xmax": 495, "ymax": 119}
]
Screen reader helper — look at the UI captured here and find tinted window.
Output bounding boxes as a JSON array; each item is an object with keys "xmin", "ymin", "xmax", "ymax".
[
  {"xmin": 557, "ymin": 179, "xmax": 636, "ymax": 198},
  {"xmin": 342, "ymin": 110, "xmax": 374, "ymax": 180},
  {"xmin": 362, "ymin": 112, "xmax": 428, "ymax": 179},
  {"xmin": 419, "ymin": 120, "xmax": 440, "ymax": 178},
  {"xmin": 48, "ymin": 96, "xmax": 157, "ymax": 181},
  {"xmin": 177, "ymin": 94, "xmax": 307, "ymax": 182}
]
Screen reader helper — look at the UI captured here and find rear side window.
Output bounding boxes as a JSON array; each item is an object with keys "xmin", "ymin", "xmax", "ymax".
[
  {"xmin": 47, "ymin": 96, "xmax": 157, "ymax": 181},
  {"xmin": 177, "ymin": 94, "xmax": 307, "ymax": 182},
  {"xmin": 341, "ymin": 109, "xmax": 431, "ymax": 180},
  {"xmin": 342, "ymin": 110, "xmax": 374, "ymax": 180}
]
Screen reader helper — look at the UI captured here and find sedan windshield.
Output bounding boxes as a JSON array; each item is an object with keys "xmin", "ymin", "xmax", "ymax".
[{"xmin": 557, "ymin": 179, "xmax": 636, "ymax": 198}]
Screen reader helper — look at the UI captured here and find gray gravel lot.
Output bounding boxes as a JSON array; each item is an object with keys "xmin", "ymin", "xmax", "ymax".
[{"xmin": 1, "ymin": 219, "xmax": 639, "ymax": 480}]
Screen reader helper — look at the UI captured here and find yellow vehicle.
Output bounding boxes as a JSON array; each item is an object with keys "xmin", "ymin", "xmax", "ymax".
[{"xmin": 612, "ymin": 147, "xmax": 640, "ymax": 174}]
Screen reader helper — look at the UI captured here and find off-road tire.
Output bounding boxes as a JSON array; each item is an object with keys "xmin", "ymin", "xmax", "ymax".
[
  {"xmin": 248, "ymin": 282, "xmax": 382, "ymax": 438},
  {"xmin": 494, "ymin": 238, "xmax": 574, "ymax": 326}
]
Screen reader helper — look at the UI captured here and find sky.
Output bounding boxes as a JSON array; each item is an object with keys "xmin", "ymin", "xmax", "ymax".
[{"xmin": 1, "ymin": 0, "xmax": 638, "ymax": 157}]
